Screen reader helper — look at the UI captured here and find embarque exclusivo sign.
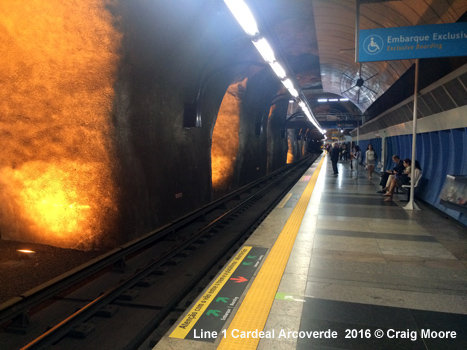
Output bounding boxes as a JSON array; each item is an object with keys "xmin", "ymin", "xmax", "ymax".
[{"xmin": 358, "ymin": 22, "xmax": 467, "ymax": 62}]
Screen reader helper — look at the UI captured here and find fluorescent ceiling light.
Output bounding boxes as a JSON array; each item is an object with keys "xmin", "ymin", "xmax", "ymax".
[
  {"xmin": 224, "ymin": 0, "xmax": 259, "ymax": 36},
  {"xmin": 270, "ymin": 61, "xmax": 286, "ymax": 79},
  {"xmin": 281, "ymin": 78, "xmax": 294, "ymax": 90},
  {"xmin": 303, "ymin": 109, "xmax": 322, "ymax": 131},
  {"xmin": 253, "ymin": 38, "xmax": 276, "ymax": 63},
  {"xmin": 317, "ymin": 98, "xmax": 327, "ymax": 102},
  {"xmin": 340, "ymin": 98, "xmax": 349, "ymax": 101},
  {"xmin": 224, "ymin": 0, "xmax": 322, "ymax": 132},
  {"xmin": 298, "ymin": 100, "xmax": 323, "ymax": 131},
  {"xmin": 328, "ymin": 98, "xmax": 338, "ymax": 102},
  {"xmin": 288, "ymin": 88, "xmax": 299, "ymax": 97}
]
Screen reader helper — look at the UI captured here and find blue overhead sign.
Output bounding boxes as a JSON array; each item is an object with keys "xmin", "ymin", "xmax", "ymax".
[{"xmin": 358, "ymin": 22, "xmax": 467, "ymax": 62}]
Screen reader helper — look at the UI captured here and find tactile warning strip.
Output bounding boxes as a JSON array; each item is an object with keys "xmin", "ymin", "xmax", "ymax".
[{"xmin": 217, "ymin": 156, "xmax": 324, "ymax": 350}]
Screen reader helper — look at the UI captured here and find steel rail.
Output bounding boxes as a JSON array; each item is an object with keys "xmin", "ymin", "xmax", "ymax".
[
  {"xmin": 0, "ymin": 156, "xmax": 313, "ymax": 328},
  {"xmin": 17, "ymin": 155, "xmax": 316, "ymax": 349}
]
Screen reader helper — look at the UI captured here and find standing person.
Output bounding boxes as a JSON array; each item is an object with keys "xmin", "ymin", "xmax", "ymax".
[
  {"xmin": 342, "ymin": 143, "xmax": 348, "ymax": 162},
  {"xmin": 352, "ymin": 145, "xmax": 362, "ymax": 179},
  {"xmin": 365, "ymin": 144, "xmax": 377, "ymax": 180},
  {"xmin": 330, "ymin": 143, "xmax": 340, "ymax": 176}
]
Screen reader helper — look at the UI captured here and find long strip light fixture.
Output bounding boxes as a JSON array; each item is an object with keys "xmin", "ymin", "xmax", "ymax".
[{"xmin": 224, "ymin": 0, "xmax": 323, "ymax": 132}]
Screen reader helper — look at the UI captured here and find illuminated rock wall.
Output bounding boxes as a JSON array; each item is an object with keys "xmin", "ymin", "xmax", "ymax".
[
  {"xmin": 0, "ymin": 0, "xmax": 290, "ymax": 250},
  {"xmin": 212, "ymin": 80, "xmax": 245, "ymax": 195},
  {"xmin": 0, "ymin": 0, "xmax": 121, "ymax": 250}
]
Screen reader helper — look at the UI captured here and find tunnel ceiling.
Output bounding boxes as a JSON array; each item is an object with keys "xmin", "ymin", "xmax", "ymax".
[{"xmin": 245, "ymin": 0, "xmax": 467, "ymax": 126}]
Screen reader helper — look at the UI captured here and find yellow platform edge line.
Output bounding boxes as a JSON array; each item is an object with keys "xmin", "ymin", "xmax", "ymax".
[
  {"xmin": 217, "ymin": 157, "xmax": 325, "ymax": 350},
  {"xmin": 276, "ymin": 192, "xmax": 293, "ymax": 208}
]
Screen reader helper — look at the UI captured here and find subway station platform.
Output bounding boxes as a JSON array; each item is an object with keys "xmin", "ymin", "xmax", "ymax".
[{"xmin": 153, "ymin": 154, "xmax": 467, "ymax": 350}]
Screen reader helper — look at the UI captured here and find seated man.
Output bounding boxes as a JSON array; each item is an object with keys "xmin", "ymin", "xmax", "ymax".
[
  {"xmin": 377, "ymin": 155, "xmax": 404, "ymax": 193},
  {"xmin": 383, "ymin": 159, "xmax": 422, "ymax": 202}
]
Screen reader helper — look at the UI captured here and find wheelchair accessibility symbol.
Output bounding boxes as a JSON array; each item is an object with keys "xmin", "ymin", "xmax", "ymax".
[{"xmin": 363, "ymin": 35, "xmax": 383, "ymax": 55}]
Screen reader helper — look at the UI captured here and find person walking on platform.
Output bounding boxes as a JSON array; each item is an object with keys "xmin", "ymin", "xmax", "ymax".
[
  {"xmin": 352, "ymin": 145, "xmax": 362, "ymax": 179},
  {"xmin": 330, "ymin": 143, "xmax": 340, "ymax": 176},
  {"xmin": 365, "ymin": 144, "xmax": 377, "ymax": 180}
]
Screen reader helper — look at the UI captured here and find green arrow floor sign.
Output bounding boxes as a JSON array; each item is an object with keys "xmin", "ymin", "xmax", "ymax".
[{"xmin": 170, "ymin": 246, "xmax": 267, "ymax": 342}]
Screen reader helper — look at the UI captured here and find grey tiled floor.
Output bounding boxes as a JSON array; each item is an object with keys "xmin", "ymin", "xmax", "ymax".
[
  {"xmin": 154, "ymin": 156, "xmax": 467, "ymax": 350},
  {"xmin": 259, "ymin": 157, "xmax": 467, "ymax": 350}
]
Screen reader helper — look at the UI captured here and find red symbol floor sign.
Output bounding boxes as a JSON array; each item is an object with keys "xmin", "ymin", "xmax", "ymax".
[{"xmin": 230, "ymin": 276, "xmax": 248, "ymax": 283}]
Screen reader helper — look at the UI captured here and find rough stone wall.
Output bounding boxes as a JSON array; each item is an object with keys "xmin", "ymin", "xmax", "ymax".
[
  {"xmin": 267, "ymin": 102, "xmax": 289, "ymax": 173},
  {"xmin": 111, "ymin": 0, "xmax": 290, "ymax": 244},
  {"xmin": 0, "ymin": 0, "xmax": 292, "ymax": 249},
  {"xmin": 235, "ymin": 70, "xmax": 282, "ymax": 187},
  {"xmin": 0, "ymin": 0, "xmax": 122, "ymax": 250},
  {"xmin": 111, "ymin": 0, "xmax": 234, "ymax": 242},
  {"xmin": 211, "ymin": 81, "xmax": 245, "ymax": 197}
]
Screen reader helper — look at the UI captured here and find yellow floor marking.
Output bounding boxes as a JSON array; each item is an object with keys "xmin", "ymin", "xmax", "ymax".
[
  {"xmin": 170, "ymin": 246, "xmax": 253, "ymax": 339},
  {"xmin": 276, "ymin": 192, "xmax": 293, "ymax": 208},
  {"xmin": 217, "ymin": 157, "xmax": 325, "ymax": 349}
]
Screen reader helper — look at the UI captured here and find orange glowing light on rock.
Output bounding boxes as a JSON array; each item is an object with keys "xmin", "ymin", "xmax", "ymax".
[
  {"xmin": 287, "ymin": 131, "xmax": 294, "ymax": 164},
  {"xmin": 17, "ymin": 249, "xmax": 36, "ymax": 260},
  {"xmin": 17, "ymin": 249, "xmax": 35, "ymax": 254},
  {"xmin": 0, "ymin": 1, "xmax": 121, "ymax": 250},
  {"xmin": 211, "ymin": 80, "xmax": 245, "ymax": 192}
]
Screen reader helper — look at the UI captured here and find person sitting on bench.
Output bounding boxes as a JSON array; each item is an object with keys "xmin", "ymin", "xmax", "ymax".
[
  {"xmin": 377, "ymin": 155, "xmax": 404, "ymax": 193},
  {"xmin": 383, "ymin": 159, "xmax": 411, "ymax": 201},
  {"xmin": 383, "ymin": 159, "xmax": 421, "ymax": 202}
]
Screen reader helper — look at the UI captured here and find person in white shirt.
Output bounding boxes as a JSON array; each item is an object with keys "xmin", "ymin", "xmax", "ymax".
[{"xmin": 365, "ymin": 144, "xmax": 377, "ymax": 180}]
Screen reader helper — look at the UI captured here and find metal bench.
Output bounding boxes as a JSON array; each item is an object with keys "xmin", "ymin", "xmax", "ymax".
[{"xmin": 399, "ymin": 171, "xmax": 422, "ymax": 202}]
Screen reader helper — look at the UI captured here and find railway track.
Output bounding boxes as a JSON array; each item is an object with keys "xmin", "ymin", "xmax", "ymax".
[{"xmin": 0, "ymin": 154, "xmax": 319, "ymax": 350}]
